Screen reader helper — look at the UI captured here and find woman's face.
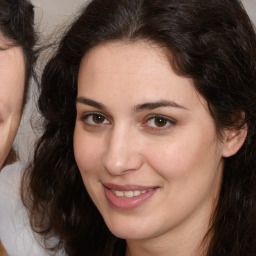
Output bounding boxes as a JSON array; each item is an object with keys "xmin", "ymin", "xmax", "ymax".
[
  {"xmin": 0, "ymin": 44, "xmax": 25, "ymax": 169},
  {"xmin": 74, "ymin": 41, "xmax": 228, "ymax": 243}
]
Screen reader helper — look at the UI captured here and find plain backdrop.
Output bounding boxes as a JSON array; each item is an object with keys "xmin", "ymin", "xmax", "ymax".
[
  {"xmin": 17, "ymin": 0, "xmax": 88, "ymax": 163},
  {"xmin": 17, "ymin": 0, "xmax": 256, "ymax": 163}
]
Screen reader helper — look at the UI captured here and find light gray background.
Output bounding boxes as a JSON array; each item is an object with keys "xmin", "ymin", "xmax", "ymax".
[
  {"xmin": 17, "ymin": 0, "xmax": 256, "ymax": 163},
  {"xmin": 18, "ymin": 0, "xmax": 88, "ymax": 162}
]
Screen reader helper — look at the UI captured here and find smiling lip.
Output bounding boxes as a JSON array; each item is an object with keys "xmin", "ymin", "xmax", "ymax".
[{"xmin": 103, "ymin": 183, "xmax": 159, "ymax": 210}]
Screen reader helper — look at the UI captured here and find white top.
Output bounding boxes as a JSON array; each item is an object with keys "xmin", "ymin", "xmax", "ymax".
[{"xmin": 0, "ymin": 162, "xmax": 50, "ymax": 256}]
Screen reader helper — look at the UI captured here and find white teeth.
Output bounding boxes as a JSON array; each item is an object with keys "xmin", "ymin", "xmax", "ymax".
[
  {"xmin": 133, "ymin": 190, "xmax": 141, "ymax": 196},
  {"xmin": 114, "ymin": 189, "xmax": 152, "ymax": 198},
  {"xmin": 124, "ymin": 191, "xmax": 134, "ymax": 198},
  {"xmin": 115, "ymin": 191, "xmax": 124, "ymax": 197}
]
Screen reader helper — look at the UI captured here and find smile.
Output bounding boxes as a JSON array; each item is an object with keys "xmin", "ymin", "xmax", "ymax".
[
  {"xmin": 113, "ymin": 189, "xmax": 153, "ymax": 198},
  {"xmin": 103, "ymin": 183, "xmax": 158, "ymax": 210}
]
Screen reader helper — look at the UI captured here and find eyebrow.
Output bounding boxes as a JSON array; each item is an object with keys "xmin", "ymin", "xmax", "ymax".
[
  {"xmin": 76, "ymin": 97, "xmax": 105, "ymax": 110},
  {"xmin": 76, "ymin": 97, "xmax": 188, "ymax": 112},
  {"xmin": 133, "ymin": 100, "xmax": 188, "ymax": 112}
]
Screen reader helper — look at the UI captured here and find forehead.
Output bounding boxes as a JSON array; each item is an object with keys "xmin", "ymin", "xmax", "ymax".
[
  {"xmin": 81, "ymin": 41, "xmax": 170, "ymax": 76},
  {"xmin": 78, "ymin": 41, "xmax": 205, "ymax": 110}
]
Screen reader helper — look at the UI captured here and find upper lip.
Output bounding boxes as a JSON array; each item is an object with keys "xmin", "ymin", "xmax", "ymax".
[{"xmin": 103, "ymin": 183, "xmax": 159, "ymax": 191}]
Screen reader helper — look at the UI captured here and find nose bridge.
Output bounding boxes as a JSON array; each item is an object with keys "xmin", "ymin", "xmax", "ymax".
[{"xmin": 103, "ymin": 124, "xmax": 143, "ymax": 175}]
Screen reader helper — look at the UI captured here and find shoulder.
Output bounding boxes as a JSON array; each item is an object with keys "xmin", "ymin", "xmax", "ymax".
[
  {"xmin": 0, "ymin": 161, "xmax": 22, "ymax": 209},
  {"xmin": 0, "ymin": 162, "xmax": 49, "ymax": 256}
]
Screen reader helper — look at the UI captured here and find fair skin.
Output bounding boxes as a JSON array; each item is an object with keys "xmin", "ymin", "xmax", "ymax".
[
  {"xmin": 0, "ymin": 41, "xmax": 25, "ymax": 169},
  {"xmin": 74, "ymin": 41, "xmax": 246, "ymax": 256}
]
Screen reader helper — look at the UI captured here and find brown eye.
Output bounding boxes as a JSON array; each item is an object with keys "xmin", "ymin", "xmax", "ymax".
[
  {"xmin": 92, "ymin": 114, "xmax": 106, "ymax": 124},
  {"xmin": 145, "ymin": 115, "xmax": 176, "ymax": 130},
  {"xmin": 154, "ymin": 117, "xmax": 167, "ymax": 127},
  {"xmin": 82, "ymin": 113, "xmax": 110, "ymax": 126}
]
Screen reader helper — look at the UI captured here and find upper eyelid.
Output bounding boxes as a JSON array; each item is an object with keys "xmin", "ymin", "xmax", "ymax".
[
  {"xmin": 143, "ymin": 115, "xmax": 177, "ymax": 130},
  {"xmin": 80, "ymin": 111, "xmax": 112, "ymax": 123},
  {"xmin": 145, "ymin": 114, "xmax": 177, "ymax": 123},
  {"xmin": 76, "ymin": 102, "xmax": 112, "ymax": 119}
]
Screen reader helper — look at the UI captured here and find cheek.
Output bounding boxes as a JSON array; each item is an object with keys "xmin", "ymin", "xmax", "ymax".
[
  {"xmin": 143, "ymin": 132, "xmax": 223, "ymax": 218},
  {"xmin": 144, "ymin": 130, "xmax": 221, "ymax": 181},
  {"xmin": 73, "ymin": 128, "xmax": 106, "ymax": 208},
  {"xmin": 73, "ymin": 127, "xmax": 104, "ymax": 176},
  {"xmin": 0, "ymin": 118, "xmax": 21, "ymax": 168}
]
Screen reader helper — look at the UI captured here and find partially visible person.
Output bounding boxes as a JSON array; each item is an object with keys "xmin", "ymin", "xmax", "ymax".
[
  {"xmin": 0, "ymin": 0, "xmax": 46, "ymax": 255},
  {"xmin": 23, "ymin": 0, "xmax": 256, "ymax": 256},
  {"xmin": 0, "ymin": 0, "xmax": 35, "ymax": 169}
]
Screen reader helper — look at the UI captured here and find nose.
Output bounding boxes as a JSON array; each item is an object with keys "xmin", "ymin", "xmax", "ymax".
[{"xmin": 103, "ymin": 127, "xmax": 144, "ymax": 175}]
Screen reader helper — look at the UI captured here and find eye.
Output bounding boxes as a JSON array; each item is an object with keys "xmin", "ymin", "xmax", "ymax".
[
  {"xmin": 144, "ymin": 115, "xmax": 176, "ymax": 129},
  {"xmin": 81, "ymin": 113, "xmax": 110, "ymax": 126}
]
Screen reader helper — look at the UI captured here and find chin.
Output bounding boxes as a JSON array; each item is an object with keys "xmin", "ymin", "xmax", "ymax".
[
  {"xmin": 113, "ymin": 231, "xmax": 147, "ymax": 240},
  {"xmin": 101, "ymin": 210, "xmax": 159, "ymax": 240},
  {"xmin": 107, "ymin": 223, "xmax": 152, "ymax": 240}
]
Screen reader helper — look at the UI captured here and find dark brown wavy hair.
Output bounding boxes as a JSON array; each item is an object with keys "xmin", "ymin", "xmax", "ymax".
[
  {"xmin": 0, "ymin": 0, "xmax": 37, "ymax": 166},
  {"xmin": 22, "ymin": 0, "xmax": 256, "ymax": 255}
]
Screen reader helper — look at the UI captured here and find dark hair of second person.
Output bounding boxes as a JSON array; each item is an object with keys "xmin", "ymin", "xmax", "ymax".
[{"xmin": 22, "ymin": 0, "xmax": 256, "ymax": 255}]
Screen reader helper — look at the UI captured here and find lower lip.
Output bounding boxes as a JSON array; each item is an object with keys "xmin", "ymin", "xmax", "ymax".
[{"xmin": 104, "ymin": 187, "xmax": 157, "ymax": 210}]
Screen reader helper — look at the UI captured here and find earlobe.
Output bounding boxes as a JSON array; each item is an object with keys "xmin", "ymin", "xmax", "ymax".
[{"xmin": 222, "ymin": 126, "xmax": 247, "ymax": 157}]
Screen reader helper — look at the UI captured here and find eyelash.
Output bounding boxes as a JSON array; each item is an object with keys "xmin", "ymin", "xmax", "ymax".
[
  {"xmin": 143, "ymin": 114, "xmax": 177, "ymax": 131},
  {"xmin": 80, "ymin": 112, "xmax": 111, "ymax": 127},
  {"xmin": 80, "ymin": 112, "xmax": 176, "ymax": 131}
]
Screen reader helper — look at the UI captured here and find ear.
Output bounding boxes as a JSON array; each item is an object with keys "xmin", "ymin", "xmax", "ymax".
[{"xmin": 222, "ymin": 125, "xmax": 247, "ymax": 157}]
